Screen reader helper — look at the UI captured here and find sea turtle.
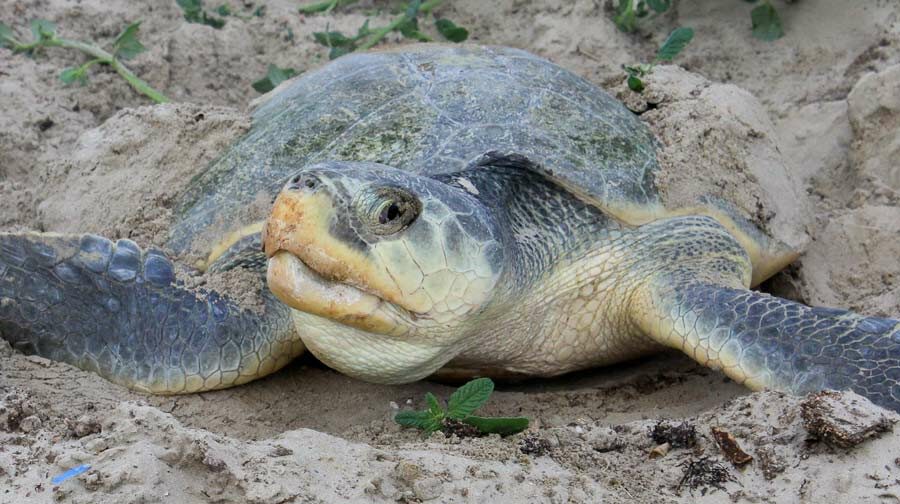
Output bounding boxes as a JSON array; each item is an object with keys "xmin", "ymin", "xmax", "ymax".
[{"xmin": 2, "ymin": 45, "xmax": 900, "ymax": 410}]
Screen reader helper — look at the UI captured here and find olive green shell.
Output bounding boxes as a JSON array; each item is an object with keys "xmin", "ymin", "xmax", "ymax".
[{"xmin": 167, "ymin": 45, "xmax": 659, "ymax": 254}]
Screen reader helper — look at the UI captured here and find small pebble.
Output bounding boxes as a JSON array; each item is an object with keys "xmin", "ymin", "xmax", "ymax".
[{"xmin": 413, "ymin": 477, "xmax": 444, "ymax": 501}]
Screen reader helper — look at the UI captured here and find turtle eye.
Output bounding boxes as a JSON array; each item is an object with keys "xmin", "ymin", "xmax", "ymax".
[{"xmin": 356, "ymin": 186, "xmax": 421, "ymax": 236}]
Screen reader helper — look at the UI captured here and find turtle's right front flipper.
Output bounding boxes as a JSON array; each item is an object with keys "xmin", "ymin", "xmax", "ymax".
[{"xmin": 0, "ymin": 232, "xmax": 303, "ymax": 394}]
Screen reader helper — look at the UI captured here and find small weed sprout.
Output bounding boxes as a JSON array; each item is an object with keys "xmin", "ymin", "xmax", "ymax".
[
  {"xmin": 623, "ymin": 26, "xmax": 694, "ymax": 92},
  {"xmin": 176, "ymin": 0, "xmax": 264, "ymax": 29},
  {"xmin": 748, "ymin": 0, "xmax": 784, "ymax": 41},
  {"xmin": 299, "ymin": 0, "xmax": 470, "ymax": 60},
  {"xmin": 612, "ymin": 0, "xmax": 783, "ymax": 40},
  {"xmin": 0, "ymin": 20, "xmax": 168, "ymax": 103},
  {"xmin": 613, "ymin": 0, "xmax": 671, "ymax": 33},
  {"xmin": 394, "ymin": 378, "xmax": 529, "ymax": 437},
  {"xmin": 252, "ymin": 64, "xmax": 299, "ymax": 94}
]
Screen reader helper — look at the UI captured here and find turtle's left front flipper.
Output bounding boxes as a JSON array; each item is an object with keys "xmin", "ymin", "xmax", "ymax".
[
  {"xmin": 635, "ymin": 277, "xmax": 900, "ymax": 411},
  {"xmin": 0, "ymin": 232, "xmax": 303, "ymax": 394}
]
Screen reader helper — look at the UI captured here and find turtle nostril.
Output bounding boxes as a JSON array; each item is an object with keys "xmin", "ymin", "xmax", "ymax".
[{"xmin": 288, "ymin": 174, "xmax": 318, "ymax": 191}]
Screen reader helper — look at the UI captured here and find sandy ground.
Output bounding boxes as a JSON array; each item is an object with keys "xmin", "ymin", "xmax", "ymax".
[{"xmin": 2, "ymin": 0, "xmax": 900, "ymax": 502}]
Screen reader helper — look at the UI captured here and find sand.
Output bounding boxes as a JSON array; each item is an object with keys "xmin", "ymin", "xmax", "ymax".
[{"xmin": 1, "ymin": 0, "xmax": 900, "ymax": 502}]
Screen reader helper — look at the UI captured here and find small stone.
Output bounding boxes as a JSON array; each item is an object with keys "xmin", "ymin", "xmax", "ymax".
[
  {"xmin": 412, "ymin": 477, "xmax": 443, "ymax": 501},
  {"xmin": 67, "ymin": 415, "xmax": 101, "ymax": 438},
  {"xmin": 83, "ymin": 437, "xmax": 110, "ymax": 454},
  {"xmin": 389, "ymin": 401, "xmax": 399, "ymax": 410},
  {"xmin": 649, "ymin": 442, "xmax": 670, "ymax": 459},
  {"xmin": 19, "ymin": 415, "xmax": 42, "ymax": 433},
  {"xmin": 394, "ymin": 460, "xmax": 422, "ymax": 483}
]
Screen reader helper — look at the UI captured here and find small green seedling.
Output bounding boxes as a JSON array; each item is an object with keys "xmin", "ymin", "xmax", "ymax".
[
  {"xmin": 298, "ymin": 0, "xmax": 358, "ymax": 14},
  {"xmin": 623, "ymin": 26, "xmax": 694, "ymax": 93},
  {"xmin": 0, "ymin": 19, "xmax": 168, "ymax": 103},
  {"xmin": 747, "ymin": 0, "xmax": 784, "ymax": 41},
  {"xmin": 213, "ymin": 4, "xmax": 265, "ymax": 20},
  {"xmin": 252, "ymin": 64, "xmax": 299, "ymax": 93},
  {"xmin": 613, "ymin": 0, "xmax": 670, "ymax": 33},
  {"xmin": 395, "ymin": 378, "xmax": 529, "ymax": 437},
  {"xmin": 613, "ymin": 0, "xmax": 783, "ymax": 41},
  {"xmin": 176, "ymin": 0, "xmax": 226, "ymax": 29},
  {"xmin": 301, "ymin": 0, "xmax": 469, "ymax": 60}
]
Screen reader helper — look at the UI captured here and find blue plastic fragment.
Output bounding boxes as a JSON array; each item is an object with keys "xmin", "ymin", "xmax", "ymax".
[{"xmin": 51, "ymin": 464, "xmax": 91, "ymax": 485}]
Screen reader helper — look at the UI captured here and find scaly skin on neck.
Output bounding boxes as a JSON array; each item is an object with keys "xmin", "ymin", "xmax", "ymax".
[{"xmin": 438, "ymin": 166, "xmax": 672, "ymax": 376}]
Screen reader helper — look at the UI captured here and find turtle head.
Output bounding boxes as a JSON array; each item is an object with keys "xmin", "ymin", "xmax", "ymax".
[{"xmin": 263, "ymin": 161, "xmax": 504, "ymax": 383}]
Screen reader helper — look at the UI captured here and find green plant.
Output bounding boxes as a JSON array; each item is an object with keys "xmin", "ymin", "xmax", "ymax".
[
  {"xmin": 612, "ymin": 0, "xmax": 783, "ymax": 41},
  {"xmin": 298, "ymin": 0, "xmax": 359, "ymax": 14},
  {"xmin": 213, "ymin": 4, "xmax": 266, "ymax": 20},
  {"xmin": 0, "ymin": 19, "xmax": 169, "ymax": 103},
  {"xmin": 394, "ymin": 378, "xmax": 529, "ymax": 437},
  {"xmin": 747, "ymin": 0, "xmax": 784, "ymax": 41},
  {"xmin": 252, "ymin": 64, "xmax": 299, "ymax": 93},
  {"xmin": 177, "ymin": 0, "xmax": 227, "ymax": 28},
  {"xmin": 299, "ymin": 0, "xmax": 470, "ymax": 60},
  {"xmin": 622, "ymin": 26, "xmax": 693, "ymax": 92},
  {"xmin": 613, "ymin": 0, "xmax": 670, "ymax": 33}
]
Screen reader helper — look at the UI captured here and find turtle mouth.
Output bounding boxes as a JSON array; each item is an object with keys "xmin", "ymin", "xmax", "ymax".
[{"xmin": 266, "ymin": 251, "xmax": 409, "ymax": 335}]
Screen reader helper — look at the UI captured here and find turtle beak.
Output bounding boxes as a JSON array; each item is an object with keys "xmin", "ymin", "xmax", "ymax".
[
  {"xmin": 263, "ymin": 173, "xmax": 414, "ymax": 310},
  {"xmin": 263, "ymin": 172, "xmax": 416, "ymax": 334}
]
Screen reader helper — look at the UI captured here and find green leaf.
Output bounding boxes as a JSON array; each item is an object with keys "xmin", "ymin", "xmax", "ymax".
[
  {"xmin": 313, "ymin": 31, "xmax": 354, "ymax": 47},
  {"xmin": 435, "ymin": 19, "xmax": 469, "ymax": 43},
  {"xmin": 462, "ymin": 416, "xmax": 530, "ymax": 436},
  {"xmin": 60, "ymin": 66, "xmax": 88, "ymax": 85},
  {"xmin": 251, "ymin": 64, "xmax": 297, "ymax": 93},
  {"xmin": 614, "ymin": 0, "xmax": 636, "ymax": 33},
  {"xmin": 176, "ymin": 0, "xmax": 202, "ymax": 19},
  {"xmin": 0, "ymin": 23, "xmax": 17, "ymax": 48},
  {"xmin": 395, "ymin": 409, "xmax": 443, "ymax": 434},
  {"xmin": 356, "ymin": 19, "xmax": 371, "ymax": 38},
  {"xmin": 645, "ymin": 0, "xmax": 670, "ymax": 13},
  {"xmin": 113, "ymin": 22, "xmax": 146, "ymax": 60},
  {"xmin": 214, "ymin": 5, "xmax": 231, "ymax": 16},
  {"xmin": 635, "ymin": 0, "xmax": 649, "ymax": 18},
  {"xmin": 623, "ymin": 63, "xmax": 651, "ymax": 77},
  {"xmin": 30, "ymin": 19, "xmax": 56, "ymax": 42},
  {"xmin": 750, "ymin": 2, "xmax": 784, "ymax": 41},
  {"xmin": 177, "ymin": 0, "xmax": 225, "ymax": 28},
  {"xmin": 405, "ymin": 0, "xmax": 423, "ymax": 20},
  {"xmin": 447, "ymin": 378, "xmax": 494, "ymax": 420},
  {"xmin": 397, "ymin": 18, "xmax": 429, "ymax": 42},
  {"xmin": 627, "ymin": 74, "xmax": 644, "ymax": 92},
  {"xmin": 425, "ymin": 392, "xmax": 444, "ymax": 418},
  {"xmin": 655, "ymin": 27, "xmax": 693, "ymax": 62},
  {"xmin": 329, "ymin": 45, "xmax": 354, "ymax": 60},
  {"xmin": 395, "ymin": 410, "xmax": 432, "ymax": 428},
  {"xmin": 299, "ymin": 0, "xmax": 358, "ymax": 14}
]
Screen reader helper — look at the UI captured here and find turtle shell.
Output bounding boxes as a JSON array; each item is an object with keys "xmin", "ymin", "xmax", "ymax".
[{"xmin": 167, "ymin": 45, "xmax": 661, "ymax": 255}]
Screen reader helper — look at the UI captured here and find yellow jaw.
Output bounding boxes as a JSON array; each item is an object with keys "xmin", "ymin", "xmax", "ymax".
[
  {"xmin": 267, "ymin": 251, "xmax": 400, "ymax": 334},
  {"xmin": 264, "ymin": 188, "xmax": 420, "ymax": 334},
  {"xmin": 264, "ymin": 190, "xmax": 413, "ymax": 306}
]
